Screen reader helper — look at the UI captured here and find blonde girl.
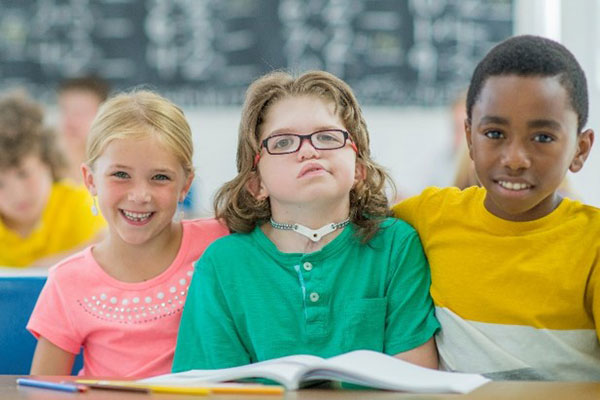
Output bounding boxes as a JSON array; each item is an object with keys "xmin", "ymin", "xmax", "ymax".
[{"xmin": 28, "ymin": 90, "xmax": 228, "ymax": 376}]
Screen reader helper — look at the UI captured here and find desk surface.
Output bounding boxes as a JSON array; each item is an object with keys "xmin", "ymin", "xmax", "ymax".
[{"xmin": 2, "ymin": 377, "xmax": 600, "ymax": 399}]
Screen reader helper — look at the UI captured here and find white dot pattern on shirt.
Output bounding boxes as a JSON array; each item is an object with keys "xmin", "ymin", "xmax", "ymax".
[{"xmin": 77, "ymin": 270, "xmax": 194, "ymax": 325}]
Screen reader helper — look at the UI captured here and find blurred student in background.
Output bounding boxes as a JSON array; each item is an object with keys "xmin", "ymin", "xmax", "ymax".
[
  {"xmin": 57, "ymin": 75, "xmax": 110, "ymax": 184},
  {"xmin": 0, "ymin": 91, "xmax": 106, "ymax": 267}
]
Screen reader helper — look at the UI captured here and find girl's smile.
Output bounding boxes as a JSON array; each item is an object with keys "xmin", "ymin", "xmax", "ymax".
[
  {"xmin": 83, "ymin": 135, "xmax": 191, "ymax": 247},
  {"xmin": 120, "ymin": 209, "xmax": 155, "ymax": 225}
]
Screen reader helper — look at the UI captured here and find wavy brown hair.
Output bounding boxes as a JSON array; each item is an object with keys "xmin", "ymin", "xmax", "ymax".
[
  {"xmin": 0, "ymin": 91, "xmax": 67, "ymax": 181},
  {"xmin": 214, "ymin": 70, "xmax": 395, "ymax": 242}
]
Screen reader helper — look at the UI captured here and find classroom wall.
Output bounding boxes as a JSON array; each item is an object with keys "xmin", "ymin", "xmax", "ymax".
[
  {"xmin": 558, "ymin": 0, "xmax": 600, "ymax": 209},
  {"xmin": 45, "ymin": 0, "xmax": 600, "ymax": 216},
  {"xmin": 182, "ymin": 0, "xmax": 600, "ymax": 216}
]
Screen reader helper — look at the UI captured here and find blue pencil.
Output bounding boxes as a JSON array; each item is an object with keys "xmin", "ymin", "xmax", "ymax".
[{"xmin": 16, "ymin": 378, "xmax": 85, "ymax": 393}]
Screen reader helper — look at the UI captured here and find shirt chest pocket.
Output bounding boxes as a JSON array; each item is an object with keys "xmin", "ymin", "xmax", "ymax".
[{"xmin": 340, "ymin": 297, "xmax": 387, "ymax": 351}]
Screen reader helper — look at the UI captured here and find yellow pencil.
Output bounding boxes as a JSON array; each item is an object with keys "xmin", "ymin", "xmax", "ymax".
[
  {"xmin": 146, "ymin": 385, "xmax": 211, "ymax": 395},
  {"xmin": 210, "ymin": 385, "xmax": 284, "ymax": 395}
]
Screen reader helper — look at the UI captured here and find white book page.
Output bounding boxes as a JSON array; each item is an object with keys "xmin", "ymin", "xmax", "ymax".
[
  {"xmin": 303, "ymin": 350, "xmax": 489, "ymax": 394},
  {"xmin": 141, "ymin": 354, "xmax": 325, "ymax": 390}
]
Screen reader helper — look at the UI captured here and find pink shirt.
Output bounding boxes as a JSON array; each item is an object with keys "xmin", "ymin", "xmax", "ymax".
[{"xmin": 27, "ymin": 218, "xmax": 228, "ymax": 377}]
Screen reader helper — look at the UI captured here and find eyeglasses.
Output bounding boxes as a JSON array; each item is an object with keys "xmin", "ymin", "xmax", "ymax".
[
  {"xmin": 260, "ymin": 129, "xmax": 352, "ymax": 155},
  {"xmin": 252, "ymin": 129, "xmax": 358, "ymax": 169}
]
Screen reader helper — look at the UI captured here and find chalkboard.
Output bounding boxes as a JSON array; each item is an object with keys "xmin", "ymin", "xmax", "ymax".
[{"xmin": 0, "ymin": 0, "xmax": 512, "ymax": 106}]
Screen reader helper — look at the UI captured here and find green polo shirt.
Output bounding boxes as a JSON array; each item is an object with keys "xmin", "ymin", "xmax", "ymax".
[{"xmin": 172, "ymin": 217, "xmax": 439, "ymax": 371}]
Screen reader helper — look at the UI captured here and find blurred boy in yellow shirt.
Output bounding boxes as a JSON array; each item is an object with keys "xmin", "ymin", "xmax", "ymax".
[{"xmin": 0, "ymin": 92, "xmax": 106, "ymax": 267}]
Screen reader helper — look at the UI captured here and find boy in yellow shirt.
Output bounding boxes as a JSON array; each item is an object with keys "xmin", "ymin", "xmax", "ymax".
[
  {"xmin": 0, "ymin": 92, "xmax": 106, "ymax": 267},
  {"xmin": 393, "ymin": 35, "xmax": 599, "ymax": 380}
]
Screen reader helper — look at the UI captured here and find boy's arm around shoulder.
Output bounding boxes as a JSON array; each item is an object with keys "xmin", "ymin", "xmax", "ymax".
[
  {"xmin": 392, "ymin": 186, "xmax": 465, "ymax": 234},
  {"xmin": 392, "ymin": 187, "xmax": 444, "ymax": 228}
]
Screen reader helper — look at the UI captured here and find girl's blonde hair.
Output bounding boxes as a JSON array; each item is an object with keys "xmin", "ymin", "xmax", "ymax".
[
  {"xmin": 214, "ymin": 70, "xmax": 395, "ymax": 242},
  {"xmin": 86, "ymin": 90, "xmax": 193, "ymax": 176}
]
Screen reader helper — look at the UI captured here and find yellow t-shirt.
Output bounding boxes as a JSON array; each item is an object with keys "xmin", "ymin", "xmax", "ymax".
[
  {"xmin": 0, "ymin": 181, "xmax": 106, "ymax": 267},
  {"xmin": 393, "ymin": 186, "xmax": 600, "ymax": 380}
]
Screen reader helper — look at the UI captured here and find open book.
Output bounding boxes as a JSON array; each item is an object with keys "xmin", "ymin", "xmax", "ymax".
[{"xmin": 141, "ymin": 350, "xmax": 489, "ymax": 393}]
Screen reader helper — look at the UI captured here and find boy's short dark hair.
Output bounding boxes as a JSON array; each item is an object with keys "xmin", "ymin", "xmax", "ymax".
[
  {"xmin": 58, "ymin": 75, "xmax": 111, "ymax": 102},
  {"xmin": 466, "ymin": 35, "xmax": 588, "ymax": 132},
  {"xmin": 0, "ymin": 91, "xmax": 67, "ymax": 181}
]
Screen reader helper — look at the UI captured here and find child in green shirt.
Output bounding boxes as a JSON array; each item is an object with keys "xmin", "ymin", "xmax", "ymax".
[{"xmin": 173, "ymin": 70, "xmax": 439, "ymax": 371}]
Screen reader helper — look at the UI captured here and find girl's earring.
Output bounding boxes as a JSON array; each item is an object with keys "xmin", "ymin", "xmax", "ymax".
[{"xmin": 91, "ymin": 197, "xmax": 99, "ymax": 216}]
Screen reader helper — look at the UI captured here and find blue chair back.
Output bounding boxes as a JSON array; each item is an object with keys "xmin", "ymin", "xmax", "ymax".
[{"xmin": 0, "ymin": 276, "xmax": 83, "ymax": 374}]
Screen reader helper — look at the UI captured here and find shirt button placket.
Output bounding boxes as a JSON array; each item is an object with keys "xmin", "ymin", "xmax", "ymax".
[{"xmin": 304, "ymin": 262, "xmax": 318, "ymax": 302}]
